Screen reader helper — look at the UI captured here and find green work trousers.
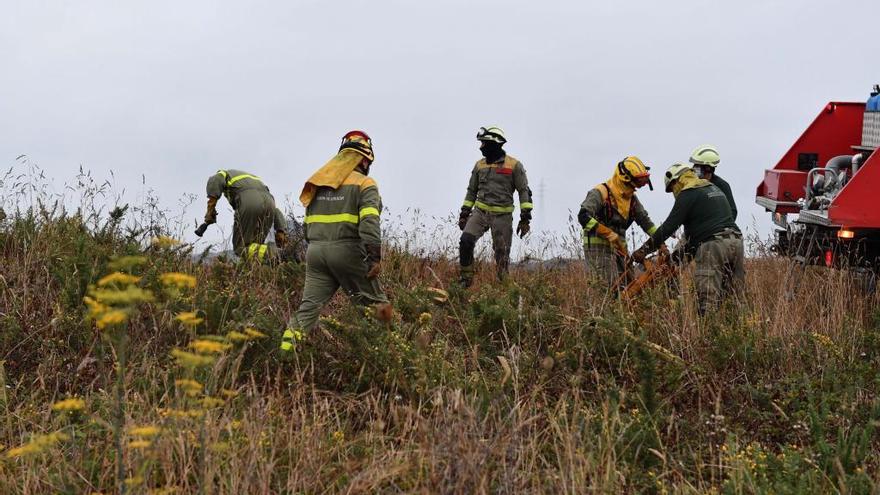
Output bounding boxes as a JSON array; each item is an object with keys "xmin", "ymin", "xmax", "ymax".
[
  {"xmin": 462, "ymin": 208, "xmax": 514, "ymax": 279},
  {"xmin": 233, "ymin": 189, "xmax": 278, "ymax": 262},
  {"xmin": 694, "ymin": 234, "xmax": 745, "ymax": 313},
  {"xmin": 291, "ymin": 241, "xmax": 388, "ymax": 332},
  {"xmin": 584, "ymin": 244, "xmax": 629, "ymax": 291}
]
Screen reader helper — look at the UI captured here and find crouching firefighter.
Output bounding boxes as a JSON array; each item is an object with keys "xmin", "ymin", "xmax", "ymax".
[
  {"xmin": 280, "ymin": 131, "xmax": 392, "ymax": 353},
  {"xmin": 204, "ymin": 168, "xmax": 287, "ymax": 263},
  {"xmin": 631, "ymin": 163, "xmax": 744, "ymax": 315},
  {"xmin": 458, "ymin": 126, "xmax": 533, "ymax": 287},
  {"xmin": 577, "ymin": 156, "xmax": 658, "ymax": 291}
]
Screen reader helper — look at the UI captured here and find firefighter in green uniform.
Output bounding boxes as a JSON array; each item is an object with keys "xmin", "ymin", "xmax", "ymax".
[
  {"xmin": 458, "ymin": 126, "xmax": 533, "ymax": 287},
  {"xmin": 280, "ymin": 131, "xmax": 391, "ymax": 353},
  {"xmin": 577, "ymin": 156, "xmax": 658, "ymax": 291},
  {"xmin": 689, "ymin": 144, "xmax": 738, "ymax": 221},
  {"xmin": 204, "ymin": 169, "xmax": 287, "ymax": 262},
  {"xmin": 631, "ymin": 163, "xmax": 745, "ymax": 314}
]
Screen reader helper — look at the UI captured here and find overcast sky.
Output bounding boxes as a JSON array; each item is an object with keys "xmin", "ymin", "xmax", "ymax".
[{"xmin": 1, "ymin": 0, "xmax": 876, "ymax": 256}]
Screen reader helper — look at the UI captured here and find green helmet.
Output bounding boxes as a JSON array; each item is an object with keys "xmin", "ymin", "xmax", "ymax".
[
  {"xmin": 689, "ymin": 144, "xmax": 720, "ymax": 168},
  {"xmin": 664, "ymin": 163, "xmax": 691, "ymax": 192}
]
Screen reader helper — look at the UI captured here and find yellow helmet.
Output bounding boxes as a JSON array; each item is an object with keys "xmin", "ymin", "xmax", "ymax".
[
  {"xmin": 339, "ymin": 130, "xmax": 374, "ymax": 163},
  {"xmin": 476, "ymin": 126, "xmax": 507, "ymax": 144},
  {"xmin": 664, "ymin": 163, "xmax": 691, "ymax": 192},
  {"xmin": 616, "ymin": 156, "xmax": 652, "ymax": 190}
]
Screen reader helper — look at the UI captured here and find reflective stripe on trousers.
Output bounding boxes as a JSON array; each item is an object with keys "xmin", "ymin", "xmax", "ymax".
[{"xmin": 246, "ymin": 243, "xmax": 269, "ymax": 261}]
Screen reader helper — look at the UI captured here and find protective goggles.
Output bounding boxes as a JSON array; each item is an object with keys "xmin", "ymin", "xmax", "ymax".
[{"xmin": 476, "ymin": 127, "xmax": 505, "ymax": 143}]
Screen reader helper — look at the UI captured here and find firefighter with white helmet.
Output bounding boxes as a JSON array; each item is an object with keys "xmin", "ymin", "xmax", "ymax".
[
  {"xmin": 577, "ymin": 156, "xmax": 658, "ymax": 291},
  {"xmin": 632, "ymin": 163, "xmax": 744, "ymax": 314},
  {"xmin": 457, "ymin": 126, "xmax": 533, "ymax": 287},
  {"xmin": 689, "ymin": 144, "xmax": 738, "ymax": 221}
]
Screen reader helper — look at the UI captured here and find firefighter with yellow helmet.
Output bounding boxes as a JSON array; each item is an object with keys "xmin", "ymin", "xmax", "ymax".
[
  {"xmin": 458, "ymin": 126, "xmax": 533, "ymax": 287},
  {"xmin": 577, "ymin": 156, "xmax": 658, "ymax": 290},
  {"xmin": 280, "ymin": 131, "xmax": 392, "ymax": 353},
  {"xmin": 204, "ymin": 169, "xmax": 287, "ymax": 262}
]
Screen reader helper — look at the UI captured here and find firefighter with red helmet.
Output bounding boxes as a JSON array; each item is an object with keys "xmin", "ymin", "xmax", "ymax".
[
  {"xmin": 577, "ymin": 156, "xmax": 658, "ymax": 291},
  {"xmin": 280, "ymin": 131, "xmax": 391, "ymax": 353}
]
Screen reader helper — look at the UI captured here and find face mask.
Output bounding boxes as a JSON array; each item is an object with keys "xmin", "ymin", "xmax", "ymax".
[{"xmin": 480, "ymin": 142, "xmax": 505, "ymax": 163}]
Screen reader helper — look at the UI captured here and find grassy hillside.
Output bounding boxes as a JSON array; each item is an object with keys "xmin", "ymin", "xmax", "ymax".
[{"xmin": 2, "ymin": 188, "xmax": 880, "ymax": 493}]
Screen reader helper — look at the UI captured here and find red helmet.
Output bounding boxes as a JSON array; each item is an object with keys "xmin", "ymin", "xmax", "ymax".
[{"xmin": 339, "ymin": 130, "xmax": 374, "ymax": 163}]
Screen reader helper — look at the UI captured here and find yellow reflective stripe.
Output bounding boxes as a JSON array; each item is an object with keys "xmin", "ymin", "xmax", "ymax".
[
  {"xmin": 584, "ymin": 218, "xmax": 598, "ymax": 231},
  {"xmin": 462, "ymin": 200, "xmax": 475, "ymax": 208},
  {"xmin": 247, "ymin": 244, "xmax": 259, "ymax": 258},
  {"xmin": 304, "ymin": 213, "xmax": 359, "ymax": 224},
  {"xmin": 280, "ymin": 328, "xmax": 294, "ymax": 351},
  {"xmin": 227, "ymin": 174, "xmax": 262, "ymax": 185},
  {"xmin": 647, "ymin": 225, "xmax": 658, "ymax": 235},
  {"xmin": 359, "ymin": 207, "xmax": 380, "ymax": 219},
  {"xmin": 217, "ymin": 170, "xmax": 229, "ymax": 180},
  {"xmin": 520, "ymin": 202, "xmax": 534, "ymax": 210},
  {"xmin": 257, "ymin": 244, "xmax": 268, "ymax": 260},
  {"xmin": 475, "ymin": 201, "xmax": 515, "ymax": 213}
]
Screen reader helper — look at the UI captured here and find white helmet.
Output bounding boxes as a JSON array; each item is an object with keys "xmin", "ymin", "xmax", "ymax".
[
  {"xmin": 689, "ymin": 144, "xmax": 720, "ymax": 168},
  {"xmin": 476, "ymin": 126, "xmax": 507, "ymax": 144}
]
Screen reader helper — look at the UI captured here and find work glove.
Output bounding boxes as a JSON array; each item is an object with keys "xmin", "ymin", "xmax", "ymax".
[
  {"xmin": 204, "ymin": 197, "xmax": 219, "ymax": 225},
  {"xmin": 631, "ymin": 246, "xmax": 649, "ymax": 264},
  {"xmin": 275, "ymin": 230, "xmax": 288, "ymax": 249},
  {"xmin": 458, "ymin": 208, "xmax": 472, "ymax": 231},
  {"xmin": 516, "ymin": 220, "xmax": 530, "ymax": 238},
  {"xmin": 365, "ymin": 243, "xmax": 382, "ymax": 279}
]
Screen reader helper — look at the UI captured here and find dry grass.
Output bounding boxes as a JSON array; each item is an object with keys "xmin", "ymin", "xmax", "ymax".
[{"xmin": 1, "ymin": 166, "xmax": 880, "ymax": 493}]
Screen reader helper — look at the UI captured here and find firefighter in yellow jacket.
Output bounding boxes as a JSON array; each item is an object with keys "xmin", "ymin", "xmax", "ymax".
[
  {"xmin": 280, "ymin": 131, "xmax": 391, "ymax": 353},
  {"xmin": 204, "ymin": 169, "xmax": 287, "ymax": 262},
  {"xmin": 458, "ymin": 126, "xmax": 533, "ymax": 287},
  {"xmin": 577, "ymin": 156, "xmax": 658, "ymax": 290}
]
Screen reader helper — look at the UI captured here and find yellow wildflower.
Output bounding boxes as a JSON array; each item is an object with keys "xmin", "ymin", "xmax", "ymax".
[
  {"xmin": 188, "ymin": 339, "xmax": 231, "ymax": 354},
  {"xmin": 5, "ymin": 432, "xmax": 70, "ymax": 459},
  {"xmin": 96, "ymin": 309, "xmax": 129, "ymax": 329},
  {"xmin": 51, "ymin": 397, "xmax": 86, "ymax": 412},
  {"xmin": 226, "ymin": 331, "xmax": 250, "ymax": 342},
  {"xmin": 108, "ymin": 255, "xmax": 147, "ymax": 271},
  {"xmin": 220, "ymin": 388, "xmax": 239, "ymax": 399},
  {"xmin": 151, "ymin": 236, "xmax": 181, "ymax": 249},
  {"xmin": 129, "ymin": 426, "xmax": 162, "ymax": 437},
  {"xmin": 244, "ymin": 328, "xmax": 267, "ymax": 339},
  {"xmin": 175, "ymin": 312, "xmax": 204, "ymax": 327},
  {"xmin": 332, "ymin": 430, "xmax": 345, "ymax": 443},
  {"xmin": 128, "ymin": 440, "xmax": 152, "ymax": 449},
  {"xmin": 174, "ymin": 379, "xmax": 203, "ymax": 396},
  {"xmin": 124, "ymin": 476, "xmax": 144, "ymax": 488},
  {"xmin": 171, "ymin": 349, "xmax": 215, "ymax": 368},
  {"xmin": 83, "ymin": 296, "xmax": 110, "ymax": 317},
  {"xmin": 91, "ymin": 286, "xmax": 155, "ymax": 305},
  {"xmin": 159, "ymin": 272, "xmax": 197, "ymax": 289},
  {"xmin": 97, "ymin": 272, "xmax": 141, "ymax": 287},
  {"xmin": 148, "ymin": 487, "xmax": 179, "ymax": 495},
  {"xmin": 418, "ymin": 312, "xmax": 432, "ymax": 326},
  {"xmin": 158, "ymin": 408, "xmax": 205, "ymax": 419},
  {"xmin": 199, "ymin": 396, "xmax": 225, "ymax": 409},
  {"xmin": 209, "ymin": 441, "xmax": 230, "ymax": 453}
]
